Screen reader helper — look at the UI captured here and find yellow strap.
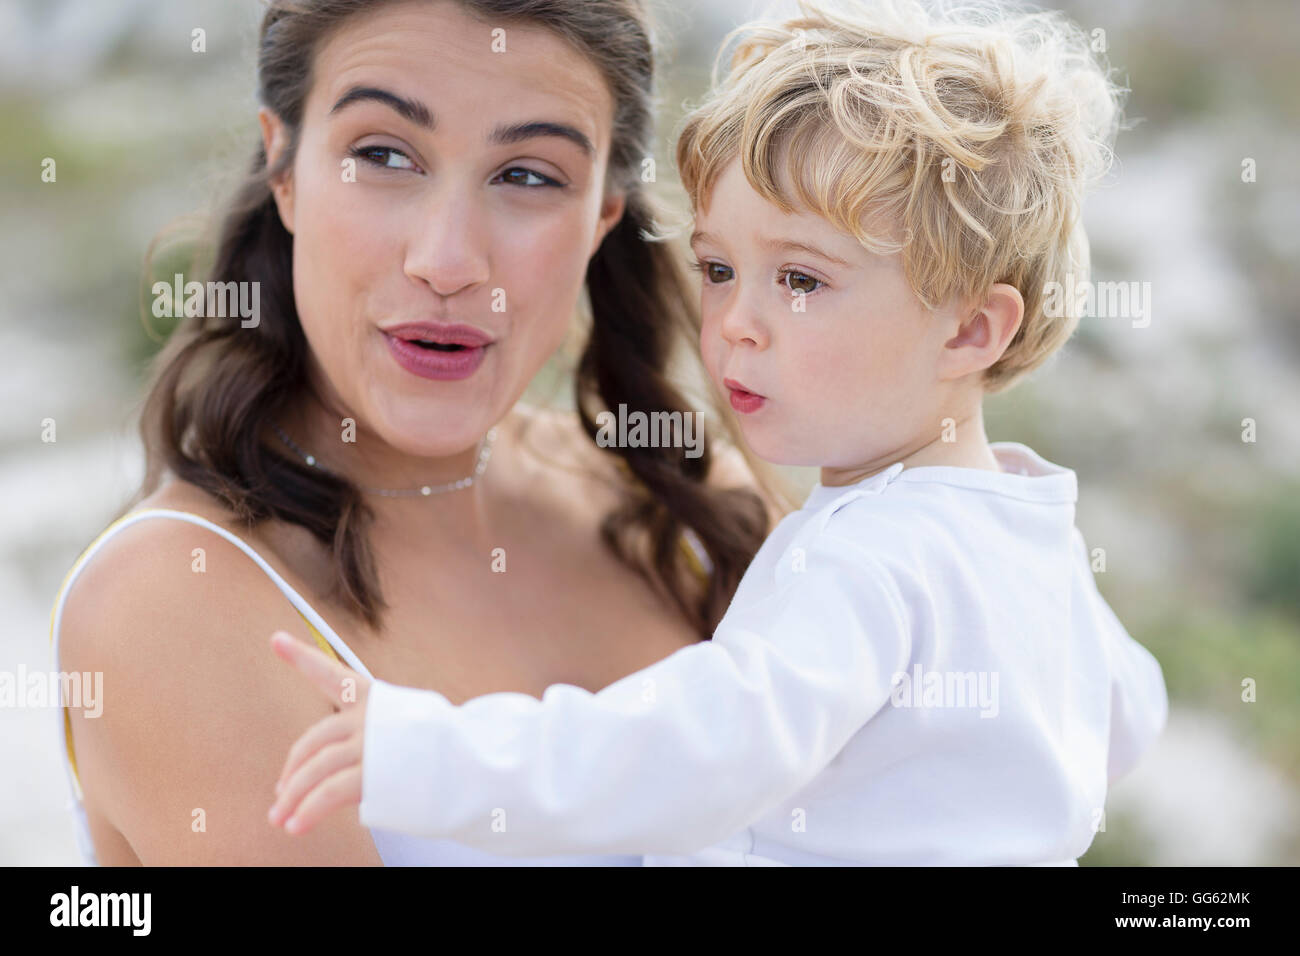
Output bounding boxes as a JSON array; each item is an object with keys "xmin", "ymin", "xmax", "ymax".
[
  {"xmin": 679, "ymin": 533, "xmax": 708, "ymax": 582},
  {"xmin": 302, "ymin": 618, "xmax": 345, "ymax": 662}
]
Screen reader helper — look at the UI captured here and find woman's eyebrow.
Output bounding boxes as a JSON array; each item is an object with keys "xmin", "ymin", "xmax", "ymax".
[
  {"xmin": 328, "ymin": 85, "xmax": 594, "ymax": 159},
  {"xmin": 330, "ymin": 85, "xmax": 434, "ymax": 128},
  {"xmin": 489, "ymin": 121, "xmax": 594, "ymax": 159}
]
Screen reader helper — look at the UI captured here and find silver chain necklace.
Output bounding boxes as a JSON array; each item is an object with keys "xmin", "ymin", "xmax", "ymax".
[{"xmin": 270, "ymin": 421, "xmax": 498, "ymax": 497}]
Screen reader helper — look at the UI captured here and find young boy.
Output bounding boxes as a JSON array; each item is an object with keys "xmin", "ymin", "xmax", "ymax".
[{"xmin": 267, "ymin": 0, "xmax": 1167, "ymax": 865}]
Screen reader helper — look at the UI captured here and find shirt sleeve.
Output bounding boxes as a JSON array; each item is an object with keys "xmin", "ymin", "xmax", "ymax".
[
  {"xmin": 1101, "ymin": 599, "xmax": 1169, "ymax": 785},
  {"xmin": 1072, "ymin": 529, "xmax": 1169, "ymax": 785},
  {"xmin": 358, "ymin": 533, "xmax": 912, "ymax": 856}
]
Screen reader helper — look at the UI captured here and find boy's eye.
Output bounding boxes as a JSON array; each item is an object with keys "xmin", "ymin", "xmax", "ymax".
[
  {"xmin": 690, "ymin": 259, "xmax": 734, "ymax": 284},
  {"xmin": 351, "ymin": 145, "xmax": 418, "ymax": 171},
  {"xmin": 782, "ymin": 270, "xmax": 823, "ymax": 296}
]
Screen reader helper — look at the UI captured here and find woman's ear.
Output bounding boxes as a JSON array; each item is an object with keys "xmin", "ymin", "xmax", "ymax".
[
  {"xmin": 258, "ymin": 107, "xmax": 295, "ymax": 236},
  {"xmin": 937, "ymin": 282, "xmax": 1025, "ymax": 381},
  {"xmin": 589, "ymin": 191, "xmax": 628, "ymax": 258}
]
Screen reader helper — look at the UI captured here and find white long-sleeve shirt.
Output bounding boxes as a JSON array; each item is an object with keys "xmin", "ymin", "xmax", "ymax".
[{"xmin": 358, "ymin": 442, "xmax": 1168, "ymax": 865}]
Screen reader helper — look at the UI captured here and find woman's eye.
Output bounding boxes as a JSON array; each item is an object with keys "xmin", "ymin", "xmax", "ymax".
[
  {"xmin": 690, "ymin": 259, "xmax": 734, "ymax": 284},
  {"xmin": 782, "ymin": 270, "xmax": 823, "ymax": 296},
  {"xmin": 351, "ymin": 145, "xmax": 418, "ymax": 171},
  {"xmin": 494, "ymin": 167, "xmax": 561, "ymax": 188}
]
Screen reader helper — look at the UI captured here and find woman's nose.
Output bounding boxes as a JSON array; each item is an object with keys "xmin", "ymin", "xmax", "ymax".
[{"xmin": 403, "ymin": 187, "xmax": 491, "ymax": 298}]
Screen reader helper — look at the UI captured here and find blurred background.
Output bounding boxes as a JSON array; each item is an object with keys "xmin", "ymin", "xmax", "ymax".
[{"xmin": 1, "ymin": 0, "xmax": 1296, "ymax": 865}]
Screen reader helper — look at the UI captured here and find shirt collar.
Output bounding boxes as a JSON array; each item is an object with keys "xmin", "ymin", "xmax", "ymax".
[{"xmin": 802, "ymin": 443, "xmax": 1077, "ymax": 510}]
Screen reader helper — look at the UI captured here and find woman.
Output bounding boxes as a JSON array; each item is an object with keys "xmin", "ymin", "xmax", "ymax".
[{"xmin": 52, "ymin": 0, "xmax": 782, "ymax": 865}]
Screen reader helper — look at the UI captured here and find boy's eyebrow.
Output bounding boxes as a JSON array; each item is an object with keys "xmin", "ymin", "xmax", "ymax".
[
  {"xmin": 690, "ymin": 229, "xmax": 851, "ymax": 267},
  {"xmin": 329, "ymin": 85, "xmax": 595, "ymax": 158},
  {"xmin": 758, "ymin": 236, "xmax": 852, "ymax": 267}
]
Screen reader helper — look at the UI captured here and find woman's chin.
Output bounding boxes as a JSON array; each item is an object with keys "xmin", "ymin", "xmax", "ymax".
[
  {"xmin": 367, "ymin": 398, "xmax": 499, "ymax": 454},
  {"xmin": 379, "ymin": 420, "xmax": 491, "ymax": 458}
]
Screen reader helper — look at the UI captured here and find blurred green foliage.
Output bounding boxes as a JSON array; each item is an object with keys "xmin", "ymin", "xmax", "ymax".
[{"xmin": 1241, "ymin": 485, "xmax": 1300, "ymax": 623}]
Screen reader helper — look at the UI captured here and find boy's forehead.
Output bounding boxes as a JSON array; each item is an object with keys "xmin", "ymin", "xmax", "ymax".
[
  {"xmin": 694, "ymin": 159, "xmax": 864, "ymax": 262},
  {"xmin": 702, "ymin": 158, "xmax": 771, "ymax": 210},
  {"xmin": 697, "ymin": 160, "xmax": 797, "ymax": 234}
]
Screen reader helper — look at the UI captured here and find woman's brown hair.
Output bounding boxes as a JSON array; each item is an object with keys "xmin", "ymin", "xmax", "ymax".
[{"xmin": 131, "ymin": 0, "xmax": 770, "ymax": 638}]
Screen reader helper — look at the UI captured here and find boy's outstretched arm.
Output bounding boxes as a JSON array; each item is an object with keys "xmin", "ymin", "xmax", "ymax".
[{"xmin": 311, "ymin": 535, "xmax": 908, "ymax": 856}]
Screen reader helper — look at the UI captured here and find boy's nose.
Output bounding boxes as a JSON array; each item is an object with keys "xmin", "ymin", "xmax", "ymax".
[{"xmin": 718, "ymin": 305, "xmax": 768, "ymax": 350}]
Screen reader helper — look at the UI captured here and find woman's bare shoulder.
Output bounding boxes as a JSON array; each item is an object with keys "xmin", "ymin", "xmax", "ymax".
[
  {"xmin": 58, "ymin": 476, "xmax": 331, "ymax": 682},
  {"xmin": 57, "ymin": 481, "xmax": 308, "ymax": 709},
  {"xmin": 56, "ymin": 481, "xmax": 382, "ymax": 863}
]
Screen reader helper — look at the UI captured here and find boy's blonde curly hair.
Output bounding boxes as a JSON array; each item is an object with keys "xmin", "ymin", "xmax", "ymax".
[{"xmin": 675, "ymin": 0, "xmax": 1125, "ymax": 392}]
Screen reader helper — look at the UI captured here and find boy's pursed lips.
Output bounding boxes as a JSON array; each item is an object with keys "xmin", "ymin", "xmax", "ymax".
[
  {"xmin": 723, "ymin": 376, "xmax": 765, "ymax": 399},
  {"xmin": 723, "ymin": 376, "xmax": 767, "ymax": 414}
]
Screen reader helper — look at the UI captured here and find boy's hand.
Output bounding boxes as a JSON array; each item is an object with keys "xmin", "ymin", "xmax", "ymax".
[{"xmin": 267, "ymin": 630, "xmax": 372, "ymax": 835}]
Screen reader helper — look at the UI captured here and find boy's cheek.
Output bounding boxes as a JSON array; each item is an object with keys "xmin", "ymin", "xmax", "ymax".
[{"xmin": 698, "ymin": 321, "xmax": 723, "ymax": 381}]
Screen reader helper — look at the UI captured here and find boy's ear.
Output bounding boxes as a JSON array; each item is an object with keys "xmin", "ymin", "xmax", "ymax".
[
  {"xmin": 258, "ymin": 107, "xmax": 295, "ymax": 236},
  {"xmin": 937, "ymin": 282, "xmax": 1024, "ymax": 381}
]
